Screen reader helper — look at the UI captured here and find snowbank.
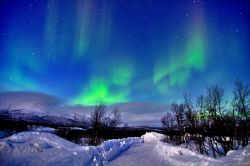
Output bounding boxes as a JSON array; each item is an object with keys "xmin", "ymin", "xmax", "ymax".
[
  {"xmin": 154, "ymin": 141, "xmax": 219, "ymax": 166},
  {"xmin": 219, "ymin": 145, "xmax": 250, "ymax": 165},
  {"xmin": 112, "ymin": 132, "xmax": 250, "ymax": 166},
  {"xmin": 0, "ymin": 131, "xmax": 249, "ymax": 166},
  {"xmin": 0, "ymin": 131, "xmax": 143, "ymax": 165},
  {"xmin": 111, "ymin": 132, "xmax": 218, "ymax": 166},
  {"xmin": 141, "ymin": 132, "xmax": 165, "ymax": 142}
]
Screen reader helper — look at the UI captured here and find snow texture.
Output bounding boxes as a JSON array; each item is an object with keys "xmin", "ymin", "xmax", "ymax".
[
  {"xmin": 0, "ymin": 131, "xmax": 142, "ymax": 165},
  {"xmin": 0, "ymin": 131, "xmax": 249, "ymax": 166}
]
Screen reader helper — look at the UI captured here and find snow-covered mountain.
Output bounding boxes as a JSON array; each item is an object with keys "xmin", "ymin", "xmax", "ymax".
[
  {"xmin": 0, "ymin": 94, "xmax": 90, "ymax": 129},
  {"xmin": 0, "ymin": 101, "xmax": 46, "ymax": 114},
  {"xmin": 0, "ymin": 109, "xmax": 89, "ymax": 129}
]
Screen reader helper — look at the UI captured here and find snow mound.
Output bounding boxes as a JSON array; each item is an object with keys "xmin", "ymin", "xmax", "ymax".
[
  {"xmin": 2, "ymin": 131, "xmax": 87, "ymax": 152},
  {"xmin": 111, "ymin": 132, "xmax": 250, "ymax": 166},
  {"xmin": 0, "ymin": 131, "xmax": 249, "ymax": 166},
  {"xmin": 93, "ymin": 137, "xmax": 143, "ymax": 163},
  {"xmin": 155, "ymin": 141, "xmax": 218, "ymax": 166},
  {"xmin": 0, "ymin": 131, "xmax": 143, "ymax": 165},
  {"xmin": 219, "ymin": 145, "xmax": 250, "ymax": 166},
  {"xmin": 141, "ymin": 132, "xmax": 165, "ymax": 142}
]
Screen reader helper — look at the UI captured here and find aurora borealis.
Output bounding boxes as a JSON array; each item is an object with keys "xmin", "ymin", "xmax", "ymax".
[{"xmin": 0, "ymin": 0, "xmax": 249, "ymax": 106}]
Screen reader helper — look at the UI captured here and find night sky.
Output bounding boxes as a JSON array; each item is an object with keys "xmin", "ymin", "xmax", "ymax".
[{"xmin": 0, "ymin": 0, "xmax": 250, "ymax": 106}]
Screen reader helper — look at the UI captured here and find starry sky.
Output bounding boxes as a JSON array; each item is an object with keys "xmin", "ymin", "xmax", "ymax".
[{"xmin": 0, "ymin": 0, "xmax": 250, "ymax": 106}]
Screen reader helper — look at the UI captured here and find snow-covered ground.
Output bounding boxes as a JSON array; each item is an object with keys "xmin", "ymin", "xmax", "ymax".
[{"xmin": 0, "ymin": 131, "xmax": 249, "ymax": 166}]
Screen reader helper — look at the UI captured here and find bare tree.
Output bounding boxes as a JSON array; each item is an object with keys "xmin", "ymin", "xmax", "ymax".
[
  {"xmin": 196, "ymin": 95, "xmax": 208, "ymax": 127},
  {"xmin": 89, "ymin": 103, "xmax": 106, "ymax": 145},
  {"xmin": 160, "ymin": 80, "xmax": 250, "ymax": 157},
  {"xmin": 184, "ymin": 94, "xmax": 196, "ymax": 127},
  {"xmin": 161, "ymin": 112, "xmax": 175, "ymax": 129},
  {"xmin": 90, "ymin": 103, "xmax": 106, "ymax": 130},
  {"xmin": 232, "ymin": 79, "xmax": 250, "ymax": 147},
  {"xmin": 171, "ymin": 103, "xmax": 185, "ymax": 129},
  {"xmin": 233, "ymin": 79, "xmax": 250, "ymax": 120},
  {"xmin": 108, "ymin": 108, "xmax": 122, "ymax": 127},
  {"xmin": 205, "ymin": 85, "xmax": 225, "ymax": 124}
]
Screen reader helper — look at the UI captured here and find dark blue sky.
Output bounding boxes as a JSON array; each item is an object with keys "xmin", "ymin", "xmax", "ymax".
[{"xmin": 0, "ymin": 0, "xmax": 249, "ymax": 106}]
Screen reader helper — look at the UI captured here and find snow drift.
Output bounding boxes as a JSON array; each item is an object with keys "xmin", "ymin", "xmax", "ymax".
[
  {"xmin": 0, "ymin": 131, "xmax": 249, "ymax": 166},
  {"xmin": 0, "ymin": 131, "xmax": 143, "ymax": 165}
]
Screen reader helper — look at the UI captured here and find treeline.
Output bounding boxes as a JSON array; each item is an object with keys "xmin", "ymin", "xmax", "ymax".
[
  {"xmin": 161, "ymin": 79, "xmax": 250, "ymax": 157},
  {"xmin": 57, "ymin": 104, "xmax": 159, "ymax": 146}
]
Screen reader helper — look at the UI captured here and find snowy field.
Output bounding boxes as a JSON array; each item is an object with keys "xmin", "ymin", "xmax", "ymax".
[{"xmin": 0, "ymin": 131, "xmax": 249, "ymax": 166}]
